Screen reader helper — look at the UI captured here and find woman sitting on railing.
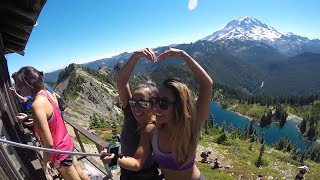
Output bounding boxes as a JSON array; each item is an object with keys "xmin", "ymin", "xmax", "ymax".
[{"xmin": 14, "ymin": 66, "xmax": 89, "ymax": 180}]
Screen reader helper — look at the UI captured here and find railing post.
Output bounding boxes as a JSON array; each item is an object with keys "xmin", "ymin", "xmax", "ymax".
[
  {"xmin": 74, "ymin": 128, "xmax": 86, "ymax": 153},
  {"xmin": 95, "ymin": 143, "xmax": 103, "ymax": 153}
]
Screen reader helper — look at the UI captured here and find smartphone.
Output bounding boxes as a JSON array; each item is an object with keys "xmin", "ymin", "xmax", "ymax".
[{"xmin": 105, "ymin": 142, "xmax": 121, "ymax": 170}]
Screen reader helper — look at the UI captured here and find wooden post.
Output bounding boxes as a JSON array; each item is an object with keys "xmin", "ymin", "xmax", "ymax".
[{"xmin": 74, "ymin": 128, "xmax": 86, "ymax": 153}]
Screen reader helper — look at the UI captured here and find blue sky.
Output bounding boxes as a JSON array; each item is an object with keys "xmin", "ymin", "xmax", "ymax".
[{"xmin": 6, "ymin": 0, "xmax": 320, "ymax": 75}]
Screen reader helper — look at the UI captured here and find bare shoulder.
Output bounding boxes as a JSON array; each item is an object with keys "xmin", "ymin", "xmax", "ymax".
[
  {"xmin": 143, "ymin": 123, "xmax": 156, "ymax": 134},
  {"xmin": 31, "ymin": 96, "xmax": 51, "ymax": 115},
  {"xmin": 141, "ymin": 124, "xmax": 155, "ymax": 143},
  {"xmin": 32, "ymin": 96, "xmax": 48, "ymax": 109}
]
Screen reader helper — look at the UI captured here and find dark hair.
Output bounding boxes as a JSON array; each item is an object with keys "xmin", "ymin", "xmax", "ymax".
[
  {"xmin": 134, "ymin": 81, "xmax": 158, "ymax": 100},
  {"xmin": 15, "ymin": 66, "xmax": 45, "ymax": 95},
  {"xmin": 11, "ymin": 72, "xmax": 17, "ymax": 80}
]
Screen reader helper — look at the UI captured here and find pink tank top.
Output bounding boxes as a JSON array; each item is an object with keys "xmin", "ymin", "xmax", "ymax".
[{"xmin": 34, "ymin": 91, "xmax": 73, "ymax": 167}]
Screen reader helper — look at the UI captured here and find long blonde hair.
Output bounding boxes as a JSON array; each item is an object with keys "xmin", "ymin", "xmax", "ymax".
[{"xmin": 162, "ymin": 78, "xmax": 198, "ymax": 166}]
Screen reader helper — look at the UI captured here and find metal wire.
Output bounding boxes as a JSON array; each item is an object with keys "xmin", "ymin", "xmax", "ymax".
[{"xmin": 0, "ymin": 137, "xmax": 108, "ymax": 157}]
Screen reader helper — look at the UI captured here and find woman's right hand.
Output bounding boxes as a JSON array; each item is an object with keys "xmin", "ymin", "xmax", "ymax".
[
  {"xmin": 9, "ymin": 87, "xmax": 17, "ymax": 93},
  {"xmin": 16, "ymin": 113, "xmax": 28, "ymax": 122},
  {"xmin": 133, "ymin": 48, "xmax": 158, "ymax": 62}
]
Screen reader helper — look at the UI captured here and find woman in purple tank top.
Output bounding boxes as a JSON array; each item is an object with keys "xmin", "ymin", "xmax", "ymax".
[
  {"xmin": 103, "ymin": 48, "xmax": 212, "ymax": 180},
  {"xmin": 15, "ymin": 66, "xmax": 89, "ymax": 180}
]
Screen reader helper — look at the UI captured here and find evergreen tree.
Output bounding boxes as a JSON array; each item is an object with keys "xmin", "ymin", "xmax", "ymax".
[
  {"xmin": 266, "ymin": 110, "xmax": 272, "ymax": 125},
  {"xmin": 255, "ymin": 144, "xmax": 265, "ymax": 167},
  {"xmin": 286, "ymin": 142, "xmax": 292, "ymax": 152},
  {"xmin": 249, "ymin": 121, "xmax": 254, "ymax": 135},
  {"xmin": 307, "ymin": 125, "xmax": 317, "ymax": 141},
  {"xmin": 221, "ymin": 122, "xmax": 226, "ymax": 133},
  {"xmin": 208, "ymin": 113, "xmax": 214, "ymax": 129},
  {"xmin": 260, "ymin": 133, "xmax": 265, "ymax": 144},
  {"xmin": 279, "ymin": 111, "xmax": 287, "ymax": 127},
  {"xmin": 204, "ymin": 118, "xmax": 209, "ymax": 134},
  {"xmin": 260, "ymin": 114, "xmax": 266, "ymax": 127},
  {"xmin": 250, "ymin": 134, "xmax": 255, "ymax": 142},
  {"xmin": 217, "ymin": 132, "xmax": 228, "ymax": 144}
]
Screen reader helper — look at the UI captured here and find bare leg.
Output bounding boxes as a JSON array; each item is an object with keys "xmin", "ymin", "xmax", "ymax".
[
  {"xmin": 57, "ymin": 165, "xmax": 81, "ymax": 180},
  {"xmin": 72, "ymin": 156, "xmax": 90, "ymax": 180}
]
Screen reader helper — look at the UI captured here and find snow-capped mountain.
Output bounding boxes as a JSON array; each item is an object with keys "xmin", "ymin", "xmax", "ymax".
[{"xmin": 203, "ymin": 16, "xmax": 320, "ymax": 56}]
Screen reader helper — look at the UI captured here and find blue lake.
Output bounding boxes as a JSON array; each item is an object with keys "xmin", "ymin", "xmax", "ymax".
[{"xmin": 209, "ymin": 101, "xmax": 310, "ymax": 151}]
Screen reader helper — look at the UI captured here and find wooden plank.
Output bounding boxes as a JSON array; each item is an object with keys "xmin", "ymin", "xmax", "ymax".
[
  {"xmin": 1, "ymin": 27, "xmax": 30, "ymax": 41},
  {"xmin": 0, "ymin": 3, "xmax": 37, "ymax": 24}
]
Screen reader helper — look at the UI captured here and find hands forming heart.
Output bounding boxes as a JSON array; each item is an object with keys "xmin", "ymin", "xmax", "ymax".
[{"xmin": 133, "ymin": 48, "xmax": 185, "ymax": 62}]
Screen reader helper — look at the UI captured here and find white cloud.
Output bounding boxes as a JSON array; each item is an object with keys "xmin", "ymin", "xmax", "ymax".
[{"xmin": 188, "ymin": 0, "xmax": 198, "ymax": 11}]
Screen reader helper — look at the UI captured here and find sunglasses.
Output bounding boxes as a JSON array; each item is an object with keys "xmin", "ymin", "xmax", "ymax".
[
  {"xmin": 156, "ymin": 98, "xmax": 176, "ymax": 110},
  {"xmin": 128, "ymin": 99, "xmax": 152, "ymax": 108}
]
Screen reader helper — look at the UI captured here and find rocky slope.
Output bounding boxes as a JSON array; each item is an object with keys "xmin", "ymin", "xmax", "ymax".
[{"xmin": 53, "ymin": 64, "xmax": 122, "ymax": 127}]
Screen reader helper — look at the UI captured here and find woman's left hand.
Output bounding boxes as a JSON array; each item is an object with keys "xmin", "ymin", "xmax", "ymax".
[
  {"xmin": 158, "ymin": 48, "xmax": 186, "ymax": 61},
  {"xmin": 43, "ymin": 162, "xmax": 53, "ymax": 180},
  {"xmin": 100, "ymin": 148, "xmax": 115, "ymax": 164}
]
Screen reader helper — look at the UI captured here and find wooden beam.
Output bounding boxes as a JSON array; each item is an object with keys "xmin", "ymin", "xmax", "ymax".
[
  {"xmin": 5, "ymin": 46, "xmax": 24, "ymax": 56},
  {"xmin": 2, "ymin": 31, "xmax": 28, "ymax": 41},
  {"xmin": 6, "ymin": 23, "xmax": 32, "ymax": 34},
  {"xmin": 74, "ymin": 128, "xmax": 86, "ymax": 153},
  {"xmin": 6, "ymin": 39, "xmax": 26, "ymax": 48},
  {"xmin": 4, "ymin": 40, "xmax": 24, "ymax": 50},
  {"xmin": 1, "ymin": 27, "xmax": 30, "ymax": 41},
  {"xmin": 0, "ymin": 3, "xmax": 37, "ymax": 24}
]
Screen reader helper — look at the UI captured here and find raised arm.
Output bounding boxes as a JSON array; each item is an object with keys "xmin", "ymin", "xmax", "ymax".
[
  {"xmin": 10, "ymin": 87, "xmax": 29, "ymax": 103},
  {"xmin": 158, "ymin": 48, "xmax": 213, "ymax": 130},
  {"xmin": 117, "ymin": 48, "xmax": 157, "ymax": 108}
]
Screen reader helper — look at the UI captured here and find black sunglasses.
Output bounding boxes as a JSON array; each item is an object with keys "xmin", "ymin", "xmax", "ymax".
[
  {"xmin": 128, "ymin": 99, "xmax": 152, "ymax": 108},
  {"xmin": 156, "ymin": 98, "xmax": 176, "ymax": 110}
]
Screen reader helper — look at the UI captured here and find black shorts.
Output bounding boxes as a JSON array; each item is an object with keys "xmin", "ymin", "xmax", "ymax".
[{"xmin": 60, "ymin": 154, "xmax": 74, "ymax": 167}]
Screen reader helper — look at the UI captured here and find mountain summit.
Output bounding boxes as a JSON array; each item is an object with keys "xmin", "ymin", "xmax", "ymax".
[
  {"xmin": 203, "ymin": 16, "xmax": 320, "ymax": 55},
  {"xmin": 204, "ymin": 16, "xmax": 282, "ymax": 42}
]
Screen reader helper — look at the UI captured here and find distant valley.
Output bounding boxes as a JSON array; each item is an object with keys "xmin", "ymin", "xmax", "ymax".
[{"xmin": 45, "ymin": 16, "xmax": 320, "ymax": 96}]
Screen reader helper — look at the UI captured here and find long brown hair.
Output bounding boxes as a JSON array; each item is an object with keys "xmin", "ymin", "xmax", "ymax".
[
  {"xmin": 15, "ymin": 66, "xmax": 45, "ymax": 96},
  {"xmin": 162, "ymin": 78, "xmax": 198, "ymax": 166}
]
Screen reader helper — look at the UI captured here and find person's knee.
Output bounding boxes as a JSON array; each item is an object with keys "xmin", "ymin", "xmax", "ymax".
[{"xmin": 58, "ymin": 165, "xmax": 81, "ymax": 180}]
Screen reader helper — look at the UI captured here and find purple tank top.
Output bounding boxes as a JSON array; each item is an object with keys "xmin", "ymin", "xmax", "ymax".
[{"xmin": 152, "ymin": 128, "xmax": 195, "ymax": 170}]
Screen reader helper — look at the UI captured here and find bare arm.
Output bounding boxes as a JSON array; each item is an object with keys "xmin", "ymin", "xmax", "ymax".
[
  {"xmin": 31, "ymin": 97, "xmax": 54, "ymax": 166},
  {"xmin": 10, "ymin": 87, "xmax": 28, "ymax": 103},
  {"xmin": 102, "ymin": 124, "xmax": 154, "ymax": 171},
  {"xmin": 117, "ymin": 48, "xmax": 157, "ymax": 108},
  {"xmin": 158, "ymin": 48, "xmax": 213, "ymax": 130}
]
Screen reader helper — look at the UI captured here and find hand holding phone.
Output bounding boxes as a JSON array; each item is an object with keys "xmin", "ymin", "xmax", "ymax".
[{"xmin": 103, "ymin": 142, "xmax": 121, "ymax": 170}]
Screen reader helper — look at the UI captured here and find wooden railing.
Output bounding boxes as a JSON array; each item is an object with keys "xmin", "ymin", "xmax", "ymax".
[{"xmin": 63, "ymin": 115, "xmax": 112, "ymax": 179}]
